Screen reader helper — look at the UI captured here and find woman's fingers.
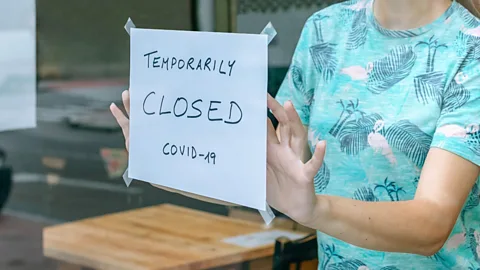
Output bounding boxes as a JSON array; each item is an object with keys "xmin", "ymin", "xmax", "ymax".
[
  {"xmin": 111, "ymin": 90, "xmax": 130, "ymax": 150},
  {"xmin": 267, "ymin": 118, "xmax": 280, "ymax": 145},
  {"xmin": 122, "ymin": 90, "xmax": 130, "ymax": 117},
  {"xmin": 267, "ymin": 95, "xmax": 305, "ymax": 139},
  {"xmin": 284, "ymin": 101, "xmax": 305, "ymax": 136},
  {"xmin": 110, "ymin": 102, "xmax": 130, "ymax": 141},
  {"xmin": 267, "ymin": 93, "xmax": 289, "ymax": 124},
  {"xmin": 279, "ymin": 124, "xmax": 291, "ymax": 148},
  {"xmin": 304, "ymin": 141, "xmax": 326, "ymax": 180}
]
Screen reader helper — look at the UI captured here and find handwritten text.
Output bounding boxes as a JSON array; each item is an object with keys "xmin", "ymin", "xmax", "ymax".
[
  {"xmin": 162, "ymin": 142, "xmax": 216, "ymax": 165},
  {"xmin": 143, "ymin": 91, "xmax": 243, "ymax": 125},
  {"xmin": 144, "ymin": 51, "xmax": 236, "ymax": 77}
]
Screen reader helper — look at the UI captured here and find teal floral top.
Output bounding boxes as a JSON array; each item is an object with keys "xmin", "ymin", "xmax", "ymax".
[{"xmin": 275, "ymin": 0, "xmax": 480, "ymax": 269}]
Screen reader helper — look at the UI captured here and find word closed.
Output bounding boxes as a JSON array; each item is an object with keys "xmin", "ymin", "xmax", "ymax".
[{"xmin": 142, "ymin": 92, "xmax": 243, "ymax": 125}]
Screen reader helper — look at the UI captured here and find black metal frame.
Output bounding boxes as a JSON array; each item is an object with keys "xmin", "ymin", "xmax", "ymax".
[{"xmin": 190, "ymin": 0, "xmax": 200, "ymax": 31}]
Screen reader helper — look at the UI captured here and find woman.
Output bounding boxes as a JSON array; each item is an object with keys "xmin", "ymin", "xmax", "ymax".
[{"xmin": 111, "ymin": 0, "xmax": 480, "ymax": 268}]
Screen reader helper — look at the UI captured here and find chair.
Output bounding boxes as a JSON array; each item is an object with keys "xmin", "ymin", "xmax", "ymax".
[{"xmin": 272, "ymin": 233, "xmax": 318, "ymax": 270}]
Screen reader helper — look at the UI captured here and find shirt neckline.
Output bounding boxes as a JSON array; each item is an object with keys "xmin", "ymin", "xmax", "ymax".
[{"xmin": 366, "ymin": 0, "xmax": 457, "ymax": 38}]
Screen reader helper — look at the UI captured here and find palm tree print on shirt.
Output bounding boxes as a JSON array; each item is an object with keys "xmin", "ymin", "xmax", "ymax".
[
  {"xmin": 469, "ymin": 261, "xmax": 480, "ymax": 270},
  {"xmin": 459, "ymin": 3, "xmax": 480, "ymax": 29},
  {"xmin": 319, "ymin": 245, "xmax": 400, "ymax": 270},
  {"xmin": 447, "ymin": 184, "xmax": 480, "ymax": 261},
  {"xmin": 312, "ymin": 14, "xmax": 329, "ymax": 43},
  {"xmin": 383, "ymin": 120, "xmax": 433, "ymax": 168},
  {"xmin": 467, "ymin": 127, "xmax": 480, "ymax": 155},
  {"xmin": 310, "ymin": 15, "xmax": 338, "ymax": 82},
  {"xmin": 320, "ymin": 244, "xmax": 344, "ymax": 269},
  {"xmin": 454, "ymin": 2, "xmax": 480, "ymax": 57},
  {"xmin": 326, "ymin": 260, "xmax": 400, "ymax": 270},
  {"xmin": 290, "ymin": 65, "xmax": 305, "ymax": 93},
  {"xmin": 326, "ymin": 259, "xmax": 367, "ymax": 270},
  {"xmin": 308, "ymin": 128, "xmax": 331, "ymax": 193},
  {"xmin": 314, "ymin": 163, "xmax": 330, "ymax": 193},
  {"xmin": 289, "ymin": 65, "xmax": 314, "ymax": 106},
  {"xmin": 341, "ymin": 46, "xmax": 417, "ymax": 90},
  {"xmin": 319, "ymin": 244, "xmax": 400, "ymax": 270},
  {"xmin": 329, "ymin": 99, "xmax": 359, "ymax": 138},
  {"xmin": 345, "ymin": 5, "xmax": 368, "ymax": 50},
  {"xmin": 428, "ymin": 252, "xmax": 449, "ymax": 267},
  {"xmin": 413, "ymin": 176, "xmax": 420, "ymax": 188},
  {"xmin": 374, "ymin": 178, "xmax": 405, "ymax": 201},
  {"xmin": 441, "ymin": 79, "xmax": 471, "ymax": 113},
  {"xmin": 353, "ymin": 186, "xmax": 378, "ymax": 202},
  {"xmin": 367, "ymin": 45, "xmax": 417, "ymax": 94},
  {"xmin": 455, "ymin": 28, "xmax": 480, "ymax": 61},
  {"xmin": 413, "ymin": 36, "xmax": 448, "ymax": 106},
  {"xmin": 445, "ymin": 31, "xmax": 477, "ymax": 114},
  {"xmin": 330, "ymin": 101, "xmax": 432, "ymax": 167},
  {"xmin": 329, "ymin": 99, "xmax": 383, "ymax": 156},
  {"xmin": 462, "ymin": 184, "xmax": 479, "ymax": 226},
  {"xmin": 466, "ymin": 228, "xmax": 480, "ymax": 262},
  {"xmin": 339, "ymin": 0, "xmax": 359, "ymax": 26},
  {"xmin": 464, "ymin": 184, "xmax": 480, "ymax": 261}
]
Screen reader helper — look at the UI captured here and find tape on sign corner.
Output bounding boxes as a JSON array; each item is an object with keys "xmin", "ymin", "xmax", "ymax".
[
  {"xmin": 260, "ymin": 21, "xmax": 277, "ymax": 45},
  {"xmin": 122, "ymin": 167, "xmax": 134, "ymax": 187},
  {"xmin": 124, "ymin": 17, "xmax": 137, "ymax": 36},
  {"xmin": 259, "ymin": 203, "xmax": 276, "ymax": 225},
  {"xmin": 258, "ymin": 22, "xmax": 277, "ymax": 225}
]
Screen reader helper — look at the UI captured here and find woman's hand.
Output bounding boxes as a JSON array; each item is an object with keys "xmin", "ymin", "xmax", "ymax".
[
  {"xmin": 269, "ymin": 95, "xmax": 311, "ymax": 162},
  {"xmin": 266, "ymin": 94, "xmax": 326, "ymax": 225},
  {"xmin": 110, "ymin": 90, "xmax": 130, "ymax": 151}
]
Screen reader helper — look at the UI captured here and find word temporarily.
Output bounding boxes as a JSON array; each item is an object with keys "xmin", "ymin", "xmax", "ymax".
[
  {"xmin": 162, "ymin": 143, "xmax": 216, "ymax": 165},
  {"xmin": 143, "ymin": 91, "xmax": 243, "ymax": 125},
  {"xmin": 144, "ymin": 51, "xmax": 237, "ymax": 77}
]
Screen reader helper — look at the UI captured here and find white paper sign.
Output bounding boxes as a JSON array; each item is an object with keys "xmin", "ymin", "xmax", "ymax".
[
  {"xmin": 128, "ymin": 28, "xmax": 268, "ymax": 210},
  {"xmin": 0, "ymin": 0, "xmax": 36, "ymax": 132}
]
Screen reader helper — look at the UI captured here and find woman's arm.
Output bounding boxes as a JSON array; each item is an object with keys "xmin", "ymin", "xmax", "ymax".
[{"xmin": 303, "ymin": 148, "xmax": 480, "ymax": 256}]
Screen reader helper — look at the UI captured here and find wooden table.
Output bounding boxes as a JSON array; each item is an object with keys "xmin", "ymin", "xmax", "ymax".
[{"xmin": 43, "ymin": 204, "xmax": 306, "ymax": 270}]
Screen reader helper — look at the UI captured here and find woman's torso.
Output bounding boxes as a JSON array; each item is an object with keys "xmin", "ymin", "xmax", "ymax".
[{"xmin": 276, "ymin": 1, "xmax": 480, "ymax": 269}]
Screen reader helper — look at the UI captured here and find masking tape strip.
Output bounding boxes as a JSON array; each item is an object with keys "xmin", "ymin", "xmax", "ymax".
[
  {"xmin": 122, "ymin": 168, "xmax": 133, "ymax": 187},
  {"xmin": 261, "ymin": 21, "xmax": 277, "ymax": 45},
  {"xmin": 123, "ymin": 17, "xmax": 136, "ymax": 187},
  {"xmin": 124, "ymin": 17, "xmax": 136, "ymax": 36},
  {"xmin": 121, "ymin": 18, "xmax": 277, "ymax": 225},
  {"xmin": 258, "ymin": 21, "xmax": 277, "ymax": 226}
]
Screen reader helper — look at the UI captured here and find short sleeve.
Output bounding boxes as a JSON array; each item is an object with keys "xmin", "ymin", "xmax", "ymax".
[
  {"xmin": 275, "ymin": 16, "xmax": 318, "ymax": 126},
  {"xmin": 431, "ymin": 61, "xmax": 480, "ymax": 166}
]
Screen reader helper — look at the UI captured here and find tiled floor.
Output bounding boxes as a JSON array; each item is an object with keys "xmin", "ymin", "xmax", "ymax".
[{"xmin": 0, "ymin": 214, "xmax": 56, "ymax": 270}]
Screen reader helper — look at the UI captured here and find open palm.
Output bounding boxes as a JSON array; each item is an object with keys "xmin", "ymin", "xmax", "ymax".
[{"xmin": 266, "ymin": 94, "xmax": 326, "ymax": 225}]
